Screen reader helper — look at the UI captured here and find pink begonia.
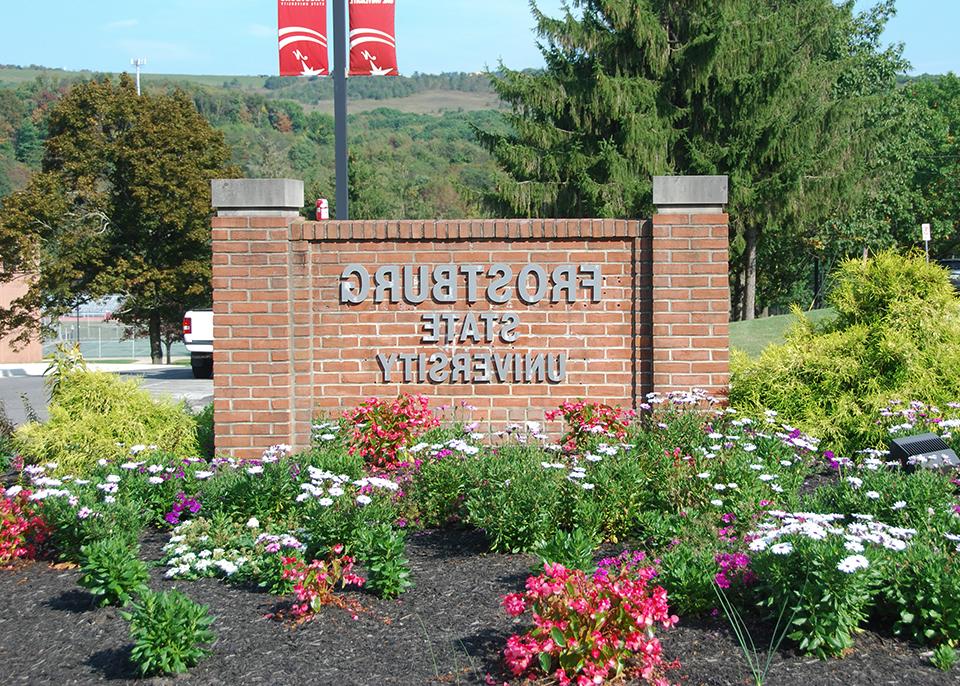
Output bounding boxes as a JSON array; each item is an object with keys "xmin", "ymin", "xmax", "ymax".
[
  {"xmin": 545, "ymin": 400, "xmax": 636, "ymax": 451},
  {"xmin": 502, "ymin": 593, "xmax": 526, "ymax": 617},
  {"xmin": 345, "ymin": 394, "xmax": 440, "ymax": 470},
  {"xmin": 502, "ymin": 558, "xmax": 679, "ymax": 685}
]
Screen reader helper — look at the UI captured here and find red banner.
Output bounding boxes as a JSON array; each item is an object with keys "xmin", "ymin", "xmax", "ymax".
[
  {"xmin": 349, "ymin": 0, "xmax": 398, "ymax": 76},
  {"xmin": 278, "ymin": 0, "xmax": 328, "ymax": 77}
]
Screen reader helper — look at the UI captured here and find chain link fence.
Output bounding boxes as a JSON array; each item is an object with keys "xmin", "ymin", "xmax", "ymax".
[{"xmin": 42, "ymin": 317, "xmax": 188, "ymax": 362}]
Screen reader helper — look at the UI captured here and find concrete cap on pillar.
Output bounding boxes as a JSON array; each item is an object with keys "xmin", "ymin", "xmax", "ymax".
[
  {"xmin": 653, "ymin": 176, "xmax": 728, "ymax": 214},
  {"xmin": 211, "ymin": 178, "xmax": 304, "ymax": 217}
]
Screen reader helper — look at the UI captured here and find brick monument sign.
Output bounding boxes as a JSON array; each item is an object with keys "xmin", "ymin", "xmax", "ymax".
[{"xmin": 210, "ymin": 176, "xmax": 729, "ymax": 457}]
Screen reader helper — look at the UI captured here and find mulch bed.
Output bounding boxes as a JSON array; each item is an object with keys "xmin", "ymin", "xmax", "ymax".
[{"xmin": 0, "ymin": 528, "xmax": 953, "ymax": 686}]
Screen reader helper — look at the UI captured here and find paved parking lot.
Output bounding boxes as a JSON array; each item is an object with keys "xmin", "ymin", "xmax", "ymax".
[{"xmin": 0, "ymin": 365, "xmax": 213, "ymax": 427}]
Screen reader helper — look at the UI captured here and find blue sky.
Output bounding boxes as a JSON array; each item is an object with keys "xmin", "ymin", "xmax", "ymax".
[{"xmin": 1, "ymin": 1, "xmax": 956, "ymax": 76}]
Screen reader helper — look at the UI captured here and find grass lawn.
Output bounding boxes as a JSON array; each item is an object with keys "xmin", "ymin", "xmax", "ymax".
[{"xmin": 730, "ymin": 307, "xmax": 835, "ymax": 357}]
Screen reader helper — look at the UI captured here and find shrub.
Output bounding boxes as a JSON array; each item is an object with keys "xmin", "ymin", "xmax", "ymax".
[
  {"xmin": 13, "ymin": 370, "xmax": 199, "ymax": 474},
  {"xmin": 882, "ymin": 542, "xmax": 960, "ymax": 647},
  {"xmin": 730, "ymin": 251, "xmax": 960, "ymax": 452},
  {"xmin": 161, "ymin": 516, "xmax": 252, "ymax": 581},
  {"xmin": 464, "ymin": 444, "xmax": 567, "ymax": 552},
  {"xmin": 501, "ymin": 554, "xmax": 678, "ymax": 685},
  {"xmin": 404, "ymin": 445, "xmax": 477, "ymax": 527},
  {"xmin": 0, "ymin": 488, "xmax": 49, "ymax": 563},
  {"xmin": 123, "ymin": 589, "xmax": 216, "ymax": 676},
  {"xmin": 40, "ymin": 495, "xmax": 144, "ymax": 563},
  {"xmin": 247, "ymin": 531, "xmax": 307, "ymax": 594},
  {"xmin": 78, "ymin": 538, "xmax": 150, "ymax": 607},
  {"xmin": 194, "ymin": 404, "xmax": 215, "ymax": 459},
  {"xmin": 345, "ymin": 393, "xmax": 440, "ymax": 470},
  {"xmin": 356, "ymin": 522, "xmax": 413, "ymax": 599}
]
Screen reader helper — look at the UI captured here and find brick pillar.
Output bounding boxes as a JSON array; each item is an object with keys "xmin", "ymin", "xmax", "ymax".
[
  {"xmin": 211, "ymin": 179, "xmax": 304, "ymax": 458},
  {"xmin": 651, "ymin": 176, "xmax": 730, "ymax": 397}
]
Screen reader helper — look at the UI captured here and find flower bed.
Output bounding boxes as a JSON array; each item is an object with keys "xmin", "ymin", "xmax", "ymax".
[{"xmin": 3, "ymin": 390, "xmax": 960, "ymax": 683}]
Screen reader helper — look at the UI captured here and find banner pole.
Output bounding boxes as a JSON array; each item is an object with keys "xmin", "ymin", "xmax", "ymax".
[{"xmin": 333, "ymin": 0, "xmax": 349, "ymax": 220}]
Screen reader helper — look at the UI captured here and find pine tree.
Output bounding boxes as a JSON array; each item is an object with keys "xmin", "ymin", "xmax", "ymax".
[
  {"xmin": 479, "ymin": 0, "xmax": 905, "ymax": 319},
  {"xmin": 13, "ymin": 119, "xmax": 43, "ymax": 167}
]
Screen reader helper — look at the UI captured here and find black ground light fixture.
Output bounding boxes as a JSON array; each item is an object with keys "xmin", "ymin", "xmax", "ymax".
[{"xmin": 888, "ymin": 432, "xmax": 960, "ymax": 472}]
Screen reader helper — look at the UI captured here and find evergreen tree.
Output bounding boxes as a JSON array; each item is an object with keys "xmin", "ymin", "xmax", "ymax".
[
  {"xmin": 479, "ymin": 0, "xmax": 905, "ymax": 319},
  {"xmin": 13, "ymin": 119, "xmax": 43, "ymax": 166}
]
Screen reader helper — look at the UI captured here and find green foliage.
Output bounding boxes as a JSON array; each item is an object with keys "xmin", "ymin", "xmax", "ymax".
[
  {"xmin": 78, "ymin": 538, "xmax": 149, "ymax": 607},
  {"xmin": 903, "ymin": 74, "xmax": 960, "ymax": 258},
  {"xmin": 405, "ymin": 451, "xmax": 473, "ymax": 528},
  {"xmin": 731, "ymin": 251, "xmax": 960, "ymax": 451},
  {"xmin": 42, "ymin": 495, "xmax": 144, "ymax": 563},
  {"xmin": 478, "ymin": 0, "xmax": 905, "ymax": 319},
  {"xmin": 13, "ymin": 370, "xmax": 199, "ymax": 473},
  {"xmin": 882, "ymin": 543, "xmax": 960, "ymax": 648},
  {"xmin": 355, "ymin": 523, "xmax": 413, "ymax": 599},
  {"xmin": 123, "ymin": 589, "xmax": 216, "ymax": 676},
  {"xmin": 533, "ymin": 528, "xmax": 598, "ymax": 573},
  {"xmin": 932, "ymin": 645, "xmax": 959, "ymax": 672},
  {"xmin": 13, "ymin": 119, "xmax": 42, "ymax": 166},
  {"xmin": 463, "ymin": 444, "xmax": 567, "ymax": 552},
  {"xmin": 194, "ymin": 403, "xmax": 214, "ymax": 460},
  {"xmin": 43, "ymin": 342, "xmax": 88, "ymax": 397},
  {"xmin": 652, "ymin": 539, "xmax": 719, "ymax": 616},
  {"xmin": 752, "ymin": 537, "xmax": 880, "ymax": 659}
]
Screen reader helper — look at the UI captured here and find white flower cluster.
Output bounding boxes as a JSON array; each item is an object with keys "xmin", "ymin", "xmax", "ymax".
[
  {"xmin": 312, "ymin": 421, "xmax": 340, "ymax": 443},
  {"xmin": 254, "ymin": 532, "xmax": 306, "ymax": 553},
  {"xmin": 162, "ymin": 521, "xmax": 248, "ymax": 579},
  {"xmin": 409, "ymin": 438, "xmax": 481, "ymax": 457},
  {"xmin": 749, "ymin": 511, "xmax": 915, "ymax": 572},
  {"xmin": 295, "ymin": 467, "xmax": 398, "ymax": 507},
  {"xmin": 261, "ymin": 444, "xmax": 292, "ymax": 464},
  {"xmin": 645, "ymin": 389, "xmax": 718, "ymax": 406}
]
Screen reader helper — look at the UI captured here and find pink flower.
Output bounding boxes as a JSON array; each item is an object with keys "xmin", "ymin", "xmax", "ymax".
[{"xmin": 502, "ymin": 593, "xmax": 526, "ymax": 617}]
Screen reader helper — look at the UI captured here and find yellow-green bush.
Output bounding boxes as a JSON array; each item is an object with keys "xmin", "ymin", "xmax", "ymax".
[
  {"xmin": 14, "ymin": 370, "xmax": 199, "ymax": 474},
  {"xmin": 731, "ymin": 251, "xmax": 960, "ymax": 452}
]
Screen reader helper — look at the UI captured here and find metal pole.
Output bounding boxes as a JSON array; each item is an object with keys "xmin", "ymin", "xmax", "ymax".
[
  {"xmin": 333, "ymin": 0, "xmax": 349, "ymax": 219},
  {"xmin": 131, "ymin": 58, "xmax": 146, "ymax": 96}
]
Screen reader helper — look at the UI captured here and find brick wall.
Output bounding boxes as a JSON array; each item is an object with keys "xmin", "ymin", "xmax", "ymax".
[
  {"xmin": 212, "ymin": 215, "xmax": 729, "ymax": 458},
  {"xmin": 651, "ymin": 213, "xmax": 730, "ymax": 392}
]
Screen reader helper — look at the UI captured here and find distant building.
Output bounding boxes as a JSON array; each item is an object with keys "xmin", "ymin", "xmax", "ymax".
[{"xmin": 0, "ymin": 274, "xmax": 41, "ymax": 363}]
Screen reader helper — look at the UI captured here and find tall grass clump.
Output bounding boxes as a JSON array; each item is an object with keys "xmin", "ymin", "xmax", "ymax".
[
  {"xmin": 731, "ymin": 250, "xmax": 960, "ymax": 452},
  {"xmin": 14, "ymin": 368, "xmax": 199, "ymax": 474}
]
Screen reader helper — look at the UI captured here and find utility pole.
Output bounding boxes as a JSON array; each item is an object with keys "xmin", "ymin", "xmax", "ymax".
[
  {"xmin": 333, "ymin": 0, "xmax": 349, "ymax": 219},
  {"xmin": 131, "ymin": 58, "xmax": 146, "ymax": 96}
]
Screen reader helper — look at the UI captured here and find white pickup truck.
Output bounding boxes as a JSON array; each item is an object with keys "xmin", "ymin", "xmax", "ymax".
[{"xmin": 182, "ymin": 310, "xmax": 214, "ymax": 379}]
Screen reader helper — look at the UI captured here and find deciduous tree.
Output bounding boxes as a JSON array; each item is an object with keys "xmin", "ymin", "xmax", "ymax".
[{"xmin": 0, "ymin": 75, "xmax": 238, "ymax": 362}]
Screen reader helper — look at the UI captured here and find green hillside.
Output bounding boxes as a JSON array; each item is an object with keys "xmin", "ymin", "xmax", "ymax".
[
  {"xmin": 0, "ymin": 64, "xmax": 507, "ymax": 219},
  {"xmin": 0, "ymin": 65, "xmax": 501, "ymax": 112}
]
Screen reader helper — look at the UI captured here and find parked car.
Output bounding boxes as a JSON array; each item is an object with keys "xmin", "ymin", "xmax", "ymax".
[
  {"xmin": 938, "ymin": 258, "xmax": 960, "ymax": 292},
  {"xmin": 182, "ymin": 310, "xmax": 213, "ymax": 379}
]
